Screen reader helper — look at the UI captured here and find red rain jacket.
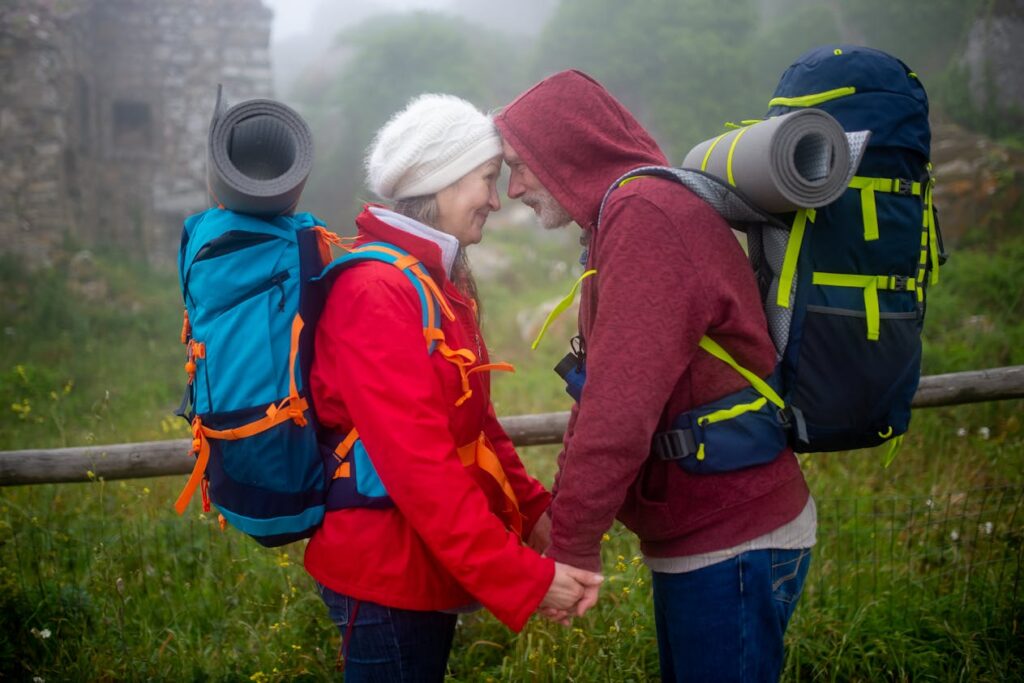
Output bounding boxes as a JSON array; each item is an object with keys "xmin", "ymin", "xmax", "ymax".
[
  {"xmin": 496, "ymin": 70, "xmax": 810, "ymax": 573},
  {"xmin": 304, "ymin": 206, "xmax": 554, "ymax": 632}
]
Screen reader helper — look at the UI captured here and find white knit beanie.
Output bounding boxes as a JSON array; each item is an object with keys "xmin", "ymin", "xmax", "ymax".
[{"xmin": 365, "ymin": 94, "xmax": 502, "ymax": 200}]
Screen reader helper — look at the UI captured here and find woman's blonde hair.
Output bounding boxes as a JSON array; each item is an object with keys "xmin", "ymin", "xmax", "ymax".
[{"xmin": 392, "ymin": 195, "xmax": 480, "ymax": 318}]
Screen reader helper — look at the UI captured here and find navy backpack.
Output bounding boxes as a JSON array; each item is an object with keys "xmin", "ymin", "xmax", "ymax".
[
  {"xmin": 582, "ymin": 46, "xmax": 945, "ymax": 473},
  {"xmin": 760, "ymin": 45, "xmax": 944, "ymax": 455}
]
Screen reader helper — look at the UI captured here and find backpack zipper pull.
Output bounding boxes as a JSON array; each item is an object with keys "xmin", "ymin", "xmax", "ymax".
[{"xmin": 273, "ymin": 274, "xmax": 287, "ymax": 311}]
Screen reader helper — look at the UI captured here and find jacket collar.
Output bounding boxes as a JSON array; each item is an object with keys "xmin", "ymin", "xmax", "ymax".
[{"xmin": 355, "ymin": 204, "xmax": 458, "ymax": 279}]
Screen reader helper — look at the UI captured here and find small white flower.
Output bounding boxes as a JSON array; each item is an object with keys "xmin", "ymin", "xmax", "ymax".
[
  {"xmin": 956, "ymin": 427, "xmax": 968, "ymax": 437},
  {"xmin": 983, "ymin": 522, "xmax": 994, "ymax": 535},
  {"xmin": 925, "ymin": 498, "xmax": 934, "ymax": 508},
  {"xmin": 950, "ymin": 530, "xmax": 960, "ymax": 542},
  {"xmin": 33, "ymin": 677, "xmax": 44, "ymax": 683},
  {"xmin": 978, "ymin": 426, "xmax": 991, "ymax": 440}
]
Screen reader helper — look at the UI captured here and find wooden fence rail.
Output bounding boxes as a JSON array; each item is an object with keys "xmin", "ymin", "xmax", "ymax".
[{"xmin": 1, "ymin": 365, "xmax": 1022, "ymax": 487}]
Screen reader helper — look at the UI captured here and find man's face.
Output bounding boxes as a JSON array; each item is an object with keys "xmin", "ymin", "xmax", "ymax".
[{"xmin": 502, "ymin": 139, "xmax": 574, "ymax": 230}]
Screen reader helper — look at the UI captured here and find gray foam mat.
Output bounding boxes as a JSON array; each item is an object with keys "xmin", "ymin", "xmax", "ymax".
[
  {"xmin": 682, "ymin": 110, "xmax": 869, "ymax": 214},
  {"xmin": 207, "ymin": 88, "xmax": 314, "ymax": 216}
]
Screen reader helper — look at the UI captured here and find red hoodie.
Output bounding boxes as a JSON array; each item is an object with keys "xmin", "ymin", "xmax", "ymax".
[
  {"xmin": 496, "ymin": 70, "xmax": 810, "ymax": 572},
  {"xmin": 304, "ymin": 206, "xmax": 554, "ymax": 631}
]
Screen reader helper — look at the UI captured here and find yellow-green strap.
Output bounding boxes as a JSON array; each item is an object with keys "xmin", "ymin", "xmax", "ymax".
[
  {"xmin": 883, "ymin": 434, "xmax": 904, "ymax": 467},
  {"xmin": 776, "ymin": 208, "xmax": 815, "ymax": 308},
  {"xmin": 700, "ymin": 132, "xmax": 730, "ymax": 172},
  {"xmin": 924, "ymin": 176, "xmax": 940, "ymax": 285},
  {"xmin": 850, "ymin": 176, "xmax": 924, "ymax": 197},
  {"xmin": 848, "ymin": 176, "xmax": 925, "ymax": 242},
  {"xmin": 698, "ymin": 396, "xmax": 767, "ymax": 426},
  {"xmin": 530, "ymin": 270, "xmax": 597, "ymax": 350},
  {"xmin": 697, "ymin": 336, "xmax": 785, "ymax": 409},
  {"xmin": 768, "ymin": 86, "xmax": 856, "ymax": 108},
  {"xmin": 811, "ymin": 273, "xmax": 917, "ymax": 341},
  {"xmin": 724, "ymin": 119, "xmax": 764, "ymax": 130},
  {"xmin": 726, "ymin": 127, "xmax": 751, "ymax": 186}
]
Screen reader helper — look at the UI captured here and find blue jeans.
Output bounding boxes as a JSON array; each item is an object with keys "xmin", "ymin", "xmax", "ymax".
[
  {"xmin": 317, "ymin": 583, "xmax": 457, "ymax": 682},
  {"xmin": 651, "ymin": 548, "xmax": 811, "ymax": 683}
]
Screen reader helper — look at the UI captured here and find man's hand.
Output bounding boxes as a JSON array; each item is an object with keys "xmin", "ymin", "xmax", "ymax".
[
  {"xmin": 527, "ymin": 513, "xmax": 552, "ymax": 555},
  {"xmin": 538, "ymin": 563, "xmax": 603, "ymax": 626}
]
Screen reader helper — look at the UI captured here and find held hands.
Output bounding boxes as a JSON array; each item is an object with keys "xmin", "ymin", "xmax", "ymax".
[{"xmin": 538, "ymin": 562, "xmax": 603, "ymax": 626}]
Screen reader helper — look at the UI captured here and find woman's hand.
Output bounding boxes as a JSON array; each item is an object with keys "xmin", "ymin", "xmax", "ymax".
[{"xmin": 538, "ymin": 562, "xmax": 603, "ymax": 626}]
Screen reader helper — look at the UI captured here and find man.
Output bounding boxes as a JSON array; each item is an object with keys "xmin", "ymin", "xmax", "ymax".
[{"xmin": 495, "ymin": 70, "xmax": 816, "ymax": 682}]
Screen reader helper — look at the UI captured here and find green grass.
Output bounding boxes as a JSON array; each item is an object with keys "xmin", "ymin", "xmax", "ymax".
[{"xmin": 0, "ymin": 224, "xmax": 1022, "ymax": 681}]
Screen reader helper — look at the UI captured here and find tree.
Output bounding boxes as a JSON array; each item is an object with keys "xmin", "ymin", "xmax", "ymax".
[{"xmin": 532, "ymin": 0, "xmax": 762, "ymax": 160}]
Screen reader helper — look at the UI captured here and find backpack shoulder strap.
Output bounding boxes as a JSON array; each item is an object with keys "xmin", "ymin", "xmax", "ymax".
[
  {"xmin": 316, "ymin": 241, "xmax": 447, "ymax": 353},
  {"xmin": 596, "ymin": 165, "xmax": 788, "ymax": 235}
]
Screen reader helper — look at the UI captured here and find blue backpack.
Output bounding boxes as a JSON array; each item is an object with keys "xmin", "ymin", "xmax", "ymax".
[{"xmin": 174, "ymin": 208, "xmax": 442, "ymax": 545}]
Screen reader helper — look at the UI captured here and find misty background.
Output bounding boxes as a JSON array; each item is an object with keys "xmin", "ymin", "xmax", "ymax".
[
  {"xmin": 1, "ymin": 0, "xmax": 1018, "ymax": 268},
  {"xmin": 255, "ymin": 0, "xmax": 1014, "ymax": 237}
]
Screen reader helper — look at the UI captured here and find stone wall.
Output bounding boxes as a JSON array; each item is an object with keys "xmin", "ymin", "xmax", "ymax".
[
  {"xmin": 963, "ymin": 0, "xmax": 1024, "ymax": 127},
  {"xmin": 0, "ymin": 0, "xmax": 272, "ymax": 268}
]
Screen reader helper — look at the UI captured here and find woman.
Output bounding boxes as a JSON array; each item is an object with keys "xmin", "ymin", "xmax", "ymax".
[{"xmin": 305, "ymin": 94, "xmax": 601, "ymax": 681}]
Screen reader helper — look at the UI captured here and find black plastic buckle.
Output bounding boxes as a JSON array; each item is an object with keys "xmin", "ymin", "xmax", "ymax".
[
  {"xmin": 895, "ymin": 178, "xmax": 914, "ymax": 195},
  {"xmin": 891, "ymin": 275, "xmax": 911, "ymax": 291},
  {"xmin": 652, "ymin": 429, "xmax": 698, "ymax": 461}
]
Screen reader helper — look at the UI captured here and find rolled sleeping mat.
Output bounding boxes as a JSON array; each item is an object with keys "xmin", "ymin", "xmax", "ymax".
[
  {"xmin": 681, "ymin": 109, "xmax": 869, "ymax": 214},
  {"xmin": 207, "ymin": 89, "xmax": 314, "ymax": 216}
]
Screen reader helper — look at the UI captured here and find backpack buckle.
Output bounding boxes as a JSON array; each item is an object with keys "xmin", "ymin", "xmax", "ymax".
[
  {"xmin": 652, "ymin": 428, "xmax": 698, "ymax": 461},
  {"xmin": 891, "ymin": 275, "xmax": 911, "ymax": 291},
  {"xmin": 895, "ymin": 178, "xmax": 914, "ymax": 195}
]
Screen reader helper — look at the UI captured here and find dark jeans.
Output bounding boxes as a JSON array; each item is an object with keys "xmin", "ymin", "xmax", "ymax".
[
  {"xmin": 317, "ymin": 583, "xmax": 457, "ymax": 682},
  {"xmin": 651, "ymin": 548, "xmax": 812, "ymax": 683}
]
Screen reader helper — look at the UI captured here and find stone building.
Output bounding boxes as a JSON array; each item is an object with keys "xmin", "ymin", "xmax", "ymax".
[{"xmin": 0, "ymin": 0, "xmax": 273, "ymax": 267}]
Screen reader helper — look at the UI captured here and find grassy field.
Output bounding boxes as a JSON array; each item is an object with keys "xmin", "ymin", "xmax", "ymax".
[{"xmin": 0, "ymin": 219, "xmax": 1022, "ymax": 681}]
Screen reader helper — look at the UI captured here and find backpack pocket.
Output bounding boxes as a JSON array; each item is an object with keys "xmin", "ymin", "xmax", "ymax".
[
  {"xmin": 654, "ymin": 382, "xmax": 788, "ymax": 475},
  {"xmin": 789, "ymin": 302, "xmax": 921, "ymax": 451},
  {"xmin": 197, "ymin": 270, "xmax": 298, "ymax": 413},
  {"xmin": 202, "ymin": 401, "xmax": 325, "ymax": 546}
]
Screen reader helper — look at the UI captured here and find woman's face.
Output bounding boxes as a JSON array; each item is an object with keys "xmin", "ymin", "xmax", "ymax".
[{"xmin": 435, "ymin": 157, "xmax": 502, "ymax": 247}]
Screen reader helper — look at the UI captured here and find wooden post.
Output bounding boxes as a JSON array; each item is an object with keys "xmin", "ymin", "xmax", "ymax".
[{"xmin": 1, "ymin": 365, "xmax": 1021, "ymax": 486}]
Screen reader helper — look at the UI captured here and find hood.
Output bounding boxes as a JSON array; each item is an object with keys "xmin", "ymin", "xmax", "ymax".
[{"xmin": 495, "ymin": 70, "xmax": 667, "ymax": 230}]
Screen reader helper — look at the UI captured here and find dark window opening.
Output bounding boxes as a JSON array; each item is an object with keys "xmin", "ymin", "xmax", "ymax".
[{"xmin": 112, "ymin": 100, "xmax": 153, "ymax": 149}]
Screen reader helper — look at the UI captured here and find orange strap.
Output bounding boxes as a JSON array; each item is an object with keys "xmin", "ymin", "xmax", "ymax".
[
  {"xmin": 332, "ymin": 428, "xmax": 359, "ymax": 479},
  {"xmin": 314, "ymin": 226, "xmax": 353, "ymax": 265},
  {"xmin": 457, "ymin": 433, "xmax": 523, "ymax": 538},
  {"xmin": 469, "ymin": 362, "xmax": 515, "ymax": 375},
  {"xmin": 436, "ymin": 341, "xmax": 478, "ymax": 407},
  {"xmin": 410, "ymin": 264, "xmax": 455, "ymax": 321},
  {"xmin": 180, "ymin": 309, "xmax": 190, "ymax": 344},
  {"xmin": 174, "ymin": 395, "xmax": 311, "ymax": 514},
  {"xmin": 175, "ymin": 314, "xmax": 309, "ymax": 514},
  {"xmin": 175, "ymin": 417, "xmax": 211, "ymax": 514}
]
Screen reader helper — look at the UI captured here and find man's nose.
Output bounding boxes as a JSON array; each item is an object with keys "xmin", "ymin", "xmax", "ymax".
[{"xmin": 507, "ymin": 171, "xmax": 525, "ymax": 199}]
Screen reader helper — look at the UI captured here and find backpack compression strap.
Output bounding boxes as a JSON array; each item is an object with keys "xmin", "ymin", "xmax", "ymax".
[{"xmin": 175, "ymin": 313, "xmax": 310, "ymax": 515}]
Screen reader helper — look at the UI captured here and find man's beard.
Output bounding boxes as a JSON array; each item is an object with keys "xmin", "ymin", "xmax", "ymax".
[{"xmin": 523, "ymin": 188, "xmax": 573, "ymax": 229}]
